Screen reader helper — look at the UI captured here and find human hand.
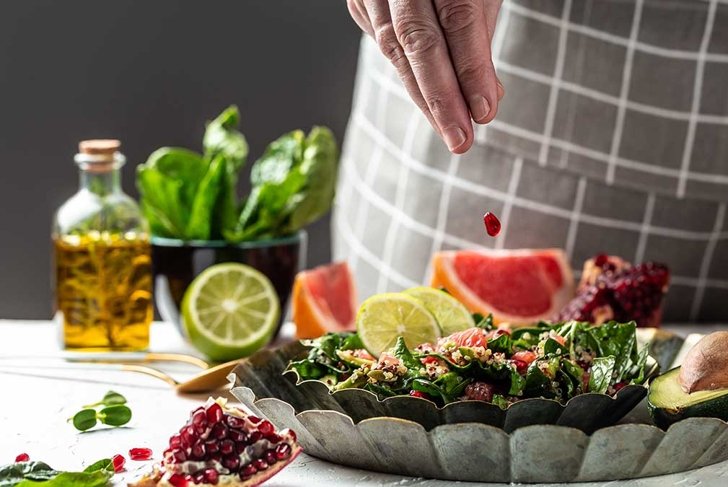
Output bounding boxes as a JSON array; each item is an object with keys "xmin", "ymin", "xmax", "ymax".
[{"xmin": 347, "ymin": 0, "xmax": 505, "ymax": 154}]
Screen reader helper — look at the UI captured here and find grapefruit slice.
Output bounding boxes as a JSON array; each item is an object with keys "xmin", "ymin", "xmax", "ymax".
[
  {"xmin": 430, "ymin": 249, "xmax": 574, "ymax": 325},
  {"xmin": 292, "ymin": 261, "xmax": 357, "ymax": 339}
]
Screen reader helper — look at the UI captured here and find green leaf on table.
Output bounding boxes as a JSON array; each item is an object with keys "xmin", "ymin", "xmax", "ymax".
[
  {"xmin": 83, "ymin": 391, "xmax": 126, "ymax": 409},
  {"xmin": 0, "ymin": 459, "xmax": 112, "ymax": 487},
  {"xmin": 72, "ymin": 409, "xmax": 98, "ymax": 431},
  {"xmin": 97, "ymin": 405, "xmax": 132, "ymax": 427}
]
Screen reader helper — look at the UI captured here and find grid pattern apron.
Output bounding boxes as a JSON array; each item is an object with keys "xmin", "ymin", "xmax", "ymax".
[{"xmin": 333, "ymin": 0, "xmax": 728, "ymax": 322}]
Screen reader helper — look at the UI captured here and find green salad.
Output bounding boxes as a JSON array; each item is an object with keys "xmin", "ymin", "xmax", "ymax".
[{"xmin": 288, "ymin": 318, "xmax": 651, "ymax": 408}]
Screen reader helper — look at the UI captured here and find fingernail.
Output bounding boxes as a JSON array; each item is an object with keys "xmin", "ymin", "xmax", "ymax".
[
  {"xmin": 443, "ymin": 126, "xmax": 466, "ymax": 151},
  {"xmin": 470, "ymin": 96, "xmax": 490, "ymax": 123}
]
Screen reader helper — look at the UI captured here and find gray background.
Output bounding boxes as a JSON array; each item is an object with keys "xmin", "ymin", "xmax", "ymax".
[{"xmin": 0, "ymin": 0, "xmax": 361, "ymax": 318}]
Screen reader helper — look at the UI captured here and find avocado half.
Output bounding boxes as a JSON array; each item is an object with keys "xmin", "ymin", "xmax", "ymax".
[{"xmin": 648, "ymin": 367, "xmax": 728, "ymax": 429}]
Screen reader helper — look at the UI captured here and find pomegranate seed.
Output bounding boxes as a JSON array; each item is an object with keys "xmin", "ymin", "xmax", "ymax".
[
  {"xmin": 168, "ymin": 473, "xmax": 188, "ymax": 487},
  {"xmin": 281, "ymin": 428, "xmax": 297, "ymax": 442},
  {"xmin": 205, "ymin": 441, "xmax": 219, "ymax": 454},
  {"xmin": 248, "ymin": 415, "xmax": 262, "ymax": 424},
  {"xmin": 190, "ymin": 443, "xmax": 206, "ymax": 460},
  {"xmin": 209, "ymin": 452, "xmax": 222, "ymax": 464},
  {"xmin": 171, "ymin": 449, "xmax": 187, "ymax": 463},
  {"xmin": 464, "ymin": 382, "xmax": 495, "ymax": 402},
  {"xmin": 111, "ymin": 454, "xmax": 126, "ymax": 473},
  {"xmin": 206, "ymin": 403, "xmax": 223, "ymax": 424},
  {"xmin": 513, "ymin": 359, "xmax": 528, "ymax": 374},
  {"xmin": 203, "ymin": 468, "xmax": 219, "ymax": 484},
  {"xmin": 169, "ymin": 434, "xmax": 183, "ymax": 449},
  {"xmin": 226, "ymin": 416, "xmax": 245, "ymax": 429},
  {"xmin": 275, "ymin": 443, "xmax": 292, "ymax": 460},
  {"xmin": 191, "ymin": 409, "xmax": 207, "ymax": 427},
  {"xmin": 409, "ymin": 390, "xmax": 428, "ymax": 399},
  {"xmin": 182, "ymin": 426, "xmax": 198, "ymax": 446},
  {"xmin": 236, "ymin": 442, "xmax": 248, "ymax": 454},
  {"xmin": 240, "ymin": 463, "xmax": 257, "ymax": 480},
  {"xmin": 265, "ymin": 433, "xmax": 281, "ymax": 443},
  {"xmin": 248, "ymin": 431, "xmax": 262, "ymax": 444},
  {"xmin": 258, "ymin": 420, "xmax": 274, "ymax": 436},
  {"xmin": 229, "ymin": 429, "xmax": 247, "ymax": 443},
  {"xmin": 192, "ymin": 471, "xmax": 205, "ymax": 485},
  {"xmin": 264, "ymin": 450, "xmax": 276, "ymax": 465},
  {"xmin": 483, "ymin": 211, "xmax": 501, "ymax": 237},
  {"xmin": 253, "ymin": 458, "xmax": 269, "ymax": 471},
  {"xmin": 211, "ymin": 423, "xmax": 228, "ymax": 440},
  {"xmin": 128, "ymin": 447, "xmax": 153, "ymax": 461},
  {"xmin": 222, "ymin": 454, "xmax": 241, "ymax": 471},
  {"xmin": 613, "ymin": 381, "xmax": 628, "ymax": 393},
  {"xmin": 422, "ymin": 356, "xmax": 439, "ymax": 365},
  {"xmin": 14, "ymin": 453, "xmax": 29, "ymax": 462},
  {"xmin": 220, "ymin": 439, "xmax": 235, "ymax": 455}
]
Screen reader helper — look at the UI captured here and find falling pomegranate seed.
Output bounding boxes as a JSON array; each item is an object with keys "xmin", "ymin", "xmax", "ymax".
[
  {"xmin": 483, "ymin": 212, "xmax": 501, "ymax": 237},
  {"xmin": 129, "ymin": 447, "xmax": 153, "ymax": 461},
  {"xmin": 14, "ymin": 453, "xmax": 29, "ymax": 462},
  {"xmin": 111, "ymin": 454, "xmax": 126, "ymax": 473}
]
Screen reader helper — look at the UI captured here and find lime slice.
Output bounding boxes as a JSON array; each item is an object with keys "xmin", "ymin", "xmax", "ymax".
[
  {"xmin": 182, "ymin": 263, "xmax": 280, "ymax": 362},
  {"xmin": 356, "ymin": 293, "xmax": 440, "ymax": 357},
  {"xmin": 403, "ymin": 286, "xmax": 475, "ymax": 336}
]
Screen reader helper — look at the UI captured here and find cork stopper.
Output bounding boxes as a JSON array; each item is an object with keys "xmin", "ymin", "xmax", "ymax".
[
  {"xmin": 75, "ymin": 139, "xmax": 125, "ymax": 172},
  {"xmin": 79, "ymin": 139, "xmax": 121, "ymax": 155}
]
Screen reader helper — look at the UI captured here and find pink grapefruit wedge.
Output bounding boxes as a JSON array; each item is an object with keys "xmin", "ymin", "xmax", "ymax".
[
  {"xmin": 430, "ymin": 249, "xmax": 574, "ymax": 325},
  {"xmin": 292, "ymin": 261, "xmax": 357, "ymax": 339}
]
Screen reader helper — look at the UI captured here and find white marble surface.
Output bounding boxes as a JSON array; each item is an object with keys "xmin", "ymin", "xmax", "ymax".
[{"xmin": 1, "ymin": 320, "xmax": 727, "ymax": 486}]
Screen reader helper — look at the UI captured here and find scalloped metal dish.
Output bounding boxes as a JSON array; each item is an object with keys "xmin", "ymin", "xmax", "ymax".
[{"xmin": 228, "ymin": 332, "xmax": 728, "ymax": 482}]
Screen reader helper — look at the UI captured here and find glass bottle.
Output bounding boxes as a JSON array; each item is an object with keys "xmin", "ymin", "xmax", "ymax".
[{"xmin": 52, "ymin": 140, "xmax": 152, "ymax": 350}]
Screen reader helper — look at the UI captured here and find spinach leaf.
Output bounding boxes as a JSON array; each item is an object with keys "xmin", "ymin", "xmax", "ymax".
[
  {"xmin": 487, "ymin": 333, "xmax": 511, "ymax": 354},
  {"xmin": 136, "ymin": 147, "xmax": 207, "ymax": 238},
  {"xmin": 1, "ymin": 459, "xmax": 112, "ymax": 487},
  {"xmin": 589, "ymin": 356, "xmax": 616, "ymax": 394},
  {"xmin": 393, "ymin": 337, "xmax": 421, "ymax": 371},
  {"xmin": 185, "ymin": 155, "xmax": 226, "ymax": 240},
  {"xmin": 473, "ymin": 313, "xmax": 494, "ymax": 330},
  {"xmin": 202, "ymin": 106, "xmax": 248, "ymax": 238},
  {"xmin": 233, "ymin": 126, "xmax": 338, "ymax": 240}
]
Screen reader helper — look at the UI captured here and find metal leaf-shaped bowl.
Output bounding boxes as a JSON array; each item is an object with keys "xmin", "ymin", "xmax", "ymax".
[{"xmin": 231, "ymin": 341, "xmax": 656, "ymax": 434}]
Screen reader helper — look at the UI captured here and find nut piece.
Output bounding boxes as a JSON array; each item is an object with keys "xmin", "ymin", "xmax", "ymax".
[{"xmin": 678, "ymin": 331, "xmax": 728, "ymax": 393}]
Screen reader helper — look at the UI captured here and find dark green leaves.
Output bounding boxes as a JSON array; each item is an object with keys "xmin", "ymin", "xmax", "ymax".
[
  {"xmin": 232, "ymin": 126, "xmax": 338, "ymax": 240},
  {"xmin": 71, "ymin": 392, "xmax": 131, "ymax": 431},
  {"xmin": 393, "ymin": 337, "xmax": 421, "ymax": 371},
  {"xmin": 473, "ymin": 313, "xmax": 494, "ymax": 330},
  {"xmin": 137, "ymin": 105, "xmax": 248, "ymax": 241},
  {"xmin": 589, "ymin": 356, "xmax": 617, "ymax": 394},
  {"xmin": 1, "ymin": 459, "xmax": 112, "ymax": 487}
]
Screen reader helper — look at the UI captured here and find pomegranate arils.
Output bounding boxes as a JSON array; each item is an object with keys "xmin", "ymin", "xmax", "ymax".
[
  {"xmin": 275, "ymin": 443, "xmax": 292, "ymax": 460},
  {"xmin": 240, "ymin": 463, "xmax": 257, "ymax": 479},
  {"xmin": 222, "ymin": 454, "xmax": 241, "ymax": 471},
  {"xmin": 169, "ymin": 434, "xmax": 183, "ymax": 449},
  {"xmin": 210, "ymin": 423, "xmax": 228, "ymax": 440},
  {"xmin": 14, "ymin": 453, "xmax": 29, "ymax": 462},
  {"xmin": 253, "ymin": 458, "xmax": 269, "ymax": 471},
  {"xmin": 181, "ymin": 426, "xmax": 198, "ymax": 446},
  {"xmin": 265, "ymin": 433, "xmax": 281, "ymax": 443},
  {"xmin": 229, "ymin": 429, "xmax": 247, "ymax": 443},
  {"xmin": 248, "ymin": 431, "xmax": 262, "ymax": 443},
  {"xmin": 513, "ymin": 359, "xmax": 528, "ymax": 374},
  {"xmin": 483, "ymin": 211, "xmax": 501, "ymax": 237},
  {"xmin": 220, "ymin": 439, "xmax": 235, "ymax": 455},
  {"xmin": 248, "ymin": 415, "xmax": 262, "ymax": 424},
  {"xmin": 226, "ymin": 416, "xmax": 245, "ymax": 429},
  {"xmin": 464, "ymin": 382, "xmax": 495, "ymax": 402},
  {"xmin": 129, "ymin": 447, "xmax": 153, "ymax": 461},
  {"xmin": 191, "ymin": 409, "xmax": 207, "ymax": 427},
  {"xmin": 171, "ymin": 449, "xmax": 187, "ymax": 463},
  {"xmin": 205, "ymin": 440, "xmax": 219, "ymax": 454},
  {"xmin": 168, "ymin": 473, "xmax": 188, "ymax": 487},
  {"xmin": 205, "ymin": 402, "xmax": 224, "ymax": 424},
  {"xmin": 112, "ymin": 454, "xmax": 126, "ymax": 473},
  {"xmin": 203, "ymin": 468, "xmax": 219, "ymax": 485},
  {"xmin": 190, "ymin": 443, "xmax": 206, "ymax": 460},
  {"xmin": 265, "ymin": 450, "xmax": 277, "ymax": 465},
  {"xmin": 409, "ymin": 390, "xmax": 428, "ymax": 399},
  {"xmin": 258, "ymin": 420, "xmax": 274, "ymax": 436},
  {"xmin": 281, "ymin": 428, "xmax": 297, "ymax": 443},
  {"xmin": 556, "ymin": 256, "xmax": 669, "ymax": 327}
]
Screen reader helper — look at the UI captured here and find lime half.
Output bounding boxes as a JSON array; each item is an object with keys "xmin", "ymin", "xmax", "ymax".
[
  {"xmin": 356, "ymin": 293, "xmax": 440, "ymax": 357},
  {"xmin": 403, "ymin": 286, "xmax": 475, "ymax": 336},
  {"xmin": 182, "ymin": 263, "xmax": 280, "ymax": 362}
]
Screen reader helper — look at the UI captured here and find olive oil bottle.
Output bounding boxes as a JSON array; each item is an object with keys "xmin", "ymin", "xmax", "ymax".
[{"xmin": 53, "ymin": 140, "xmax": 152, "ymax": 350}]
